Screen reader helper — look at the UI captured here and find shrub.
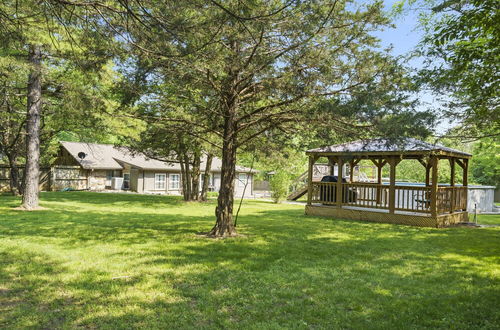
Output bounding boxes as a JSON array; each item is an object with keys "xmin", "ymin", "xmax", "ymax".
[{"xmin": 269, "ymin": 171, "xmax": 291, "ymax": 203}]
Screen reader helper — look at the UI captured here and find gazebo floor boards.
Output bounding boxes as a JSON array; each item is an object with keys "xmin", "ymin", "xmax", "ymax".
[{"xmin": 305, "ymin": 204, "xmax": 468, "ymax": 228}]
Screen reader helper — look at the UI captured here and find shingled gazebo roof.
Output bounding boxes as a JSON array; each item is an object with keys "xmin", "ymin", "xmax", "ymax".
[{"xmin": 306, "ymin": 138, "xmax": 471, "ymax": 159}]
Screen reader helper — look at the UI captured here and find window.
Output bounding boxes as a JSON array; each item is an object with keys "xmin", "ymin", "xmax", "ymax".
[
  {"xmin": 106, "ymin": 171, "xmax": 113, "ymax": 181},
  {"xmin": 155, "ymin": 174, "xmax": 166, "ymax": 190},
  {"xmin": 238, "ymin": 173, "xmax": 248, "ymax": 187},
  {"xmin": 169, "ymin": 174, "xmax": 180, "ymax": 190}
]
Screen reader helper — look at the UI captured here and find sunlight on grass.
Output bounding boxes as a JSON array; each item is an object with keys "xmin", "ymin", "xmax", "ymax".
[{"xmin": 1, "ymin": 192, "xmax": 499, "ymax": 328}]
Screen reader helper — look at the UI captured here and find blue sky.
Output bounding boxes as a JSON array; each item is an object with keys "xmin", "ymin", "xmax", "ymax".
[
  {"xmin": 376, "ymin": 1, "xmax": 424, "ymax": 59},
  {"xmin": 373, "ymin": 0, "xmax": 452, "ymax": 135}
]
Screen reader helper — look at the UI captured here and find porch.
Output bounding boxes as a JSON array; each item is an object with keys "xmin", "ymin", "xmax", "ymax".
[{"xmin": 305, "ymin": 138, "xmax": 472, "ymax": 227}]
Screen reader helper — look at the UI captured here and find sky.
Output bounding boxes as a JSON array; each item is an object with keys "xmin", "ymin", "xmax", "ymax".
[
  {"xmin": 376, "ymin": 1, "xmax": 423, "ymax": 58},
  {"xmin": 373, "ymin": 1, "xmax": 452, "ymax": 135}
]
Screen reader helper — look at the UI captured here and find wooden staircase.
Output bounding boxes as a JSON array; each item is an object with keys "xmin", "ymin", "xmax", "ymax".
[
  {"xmin": 287, "ymin": 184, "xmax": 308, "ymax": 200},
  {"xmin": 287, "ymin": 164, "xmax": 330, "ymax": 201}
]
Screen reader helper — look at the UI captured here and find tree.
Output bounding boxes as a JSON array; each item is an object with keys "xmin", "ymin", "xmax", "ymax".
[
  {"xmin": 57, "ymin": 1, "xmax": 435, "ymax": 236},
  {"xmin": 0, "ymin": 0, "xmax": 119, "ymax": 205},
  {"xmin": 22, "ymin": 45, "xmax": 43, "ymax": 209},
  {"xmin": 0, "ymin": 55, "xmax": 28, "ymax": 195},
  {"xmin": 470, "ymin": 138, "xmax": 499, "ymax": 187},
  {"xmin": 113, "ymin": 59, "xmax": 216, "ymax": 202},
  {"xmin": 414, "ymin": 0, "xmax": 499, "ymax": 139}
]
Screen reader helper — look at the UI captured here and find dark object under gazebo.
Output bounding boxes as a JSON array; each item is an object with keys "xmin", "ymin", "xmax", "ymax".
[{"xmin": 305, "ymin": 138, "xmax": 471, "ymax": 227}]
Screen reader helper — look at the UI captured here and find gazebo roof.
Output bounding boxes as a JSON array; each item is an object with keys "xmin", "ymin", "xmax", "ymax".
[{"xmin": 306, "ymin": 138, "xmax": 471, "ymax": 158}]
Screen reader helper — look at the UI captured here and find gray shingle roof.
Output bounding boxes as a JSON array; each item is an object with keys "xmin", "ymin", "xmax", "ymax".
[
  {"xmin": 307, "ymin": 138, "xmax": 471, "ymax": 157},
  {"xmin": 60, "ymin": 141, "xmax": 257, "ymax": 172}
]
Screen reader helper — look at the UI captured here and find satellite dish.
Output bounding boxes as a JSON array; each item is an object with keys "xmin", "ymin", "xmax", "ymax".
[{"xmin": 78, "ymin": 152, "xmax": 86, "ymax": 159}]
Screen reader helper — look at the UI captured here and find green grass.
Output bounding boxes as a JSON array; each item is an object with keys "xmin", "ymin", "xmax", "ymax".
[
  {"xmin": 1, "ymin": 192, "xmax": 499, "ymax": 329},
  {"xmin": 470, "ymin": 213, "xmax": 500, "ymax": 225}
]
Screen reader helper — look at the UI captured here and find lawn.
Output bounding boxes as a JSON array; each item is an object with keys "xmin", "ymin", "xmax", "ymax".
[{"xmin": 1, "ymin": 192, "xmax": 499, "ymax": 329}]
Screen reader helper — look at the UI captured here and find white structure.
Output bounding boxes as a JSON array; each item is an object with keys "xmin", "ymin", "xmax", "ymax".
[{"xmin": 467, "ymin": 185, "xmax": 497, "ymax": 213}]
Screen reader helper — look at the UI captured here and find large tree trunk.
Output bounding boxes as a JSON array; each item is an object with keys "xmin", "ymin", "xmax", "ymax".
[
  {"xmin": 190, "ymin": 150, "xmax": 201, "ymax": 201},
  {"xmin": 210, "ymin": 113, "xmax": 237, "ymax": 237},
  {"xmin": 21, "ymin": 44, "xmax": 42, "ymax": 210},
  {"xmin": 201, "ymin": 153, "xmax": 213, "ymax": 201},
  {"xmin": 7, "ymin": 153, "xmax": 21, "ymax": 196}
]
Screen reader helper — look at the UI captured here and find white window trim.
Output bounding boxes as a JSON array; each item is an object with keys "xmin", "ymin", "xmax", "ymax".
[
  {"xmin": 169, "ymin": 173, "xmax": 180, "ymax": 190},
  {"xmin": 154, "ymin": 173, "xmax": 166, "ymax": 190}
]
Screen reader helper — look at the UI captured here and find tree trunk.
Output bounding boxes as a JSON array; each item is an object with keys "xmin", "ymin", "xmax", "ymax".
[
  {"xmin": 201, "ymin": 153, "xmax": 213, "ymax": 201},
  {"xmin": 7, "ymin": 153, "xmax": 21, "ymax": 196},
  {"xmin": 179, "ymin": 156, "xmax": 188, "ymax": 201},
  {"xmin": 210, "ymin": 113, "xmax": 237, "ymax": 237},
  {"xmin": 190, "ymin": 150, "xmax": 201, "ymax": 201},
  {"xmin": 21, "ymin": 44, "xmax": 42, "ymax": 210},
  {"xmin": 182, "ymin": 152, "xmax": 192, "ymax": 201}
]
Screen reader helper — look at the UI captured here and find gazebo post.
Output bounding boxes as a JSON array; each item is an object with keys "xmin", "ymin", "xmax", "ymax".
[
  {"xmin": 376, "ymin": 161, "xmax": 383, "ymax": 204},
  {"xmin": 430, "ymin": 156, "xmax": 439, "ymax": 217},
  {"xmin": 388, "ymin": 157, "xmax": 397, "ymax": 214},
  {"xmin": 328, "ymin": 156, "xmax": 336, "ymax": 176},
  {"xmin": 349, "ymin": 159, "xmax": 360, "ymax": 182},
  {"xmin": 463, "ymin": 158, "xmax": 468, "ymax": 211},
  {"xmin": 307, "ymin": 155, "xmax": 315, "ymax": 206},
  {"xmin": 336, "ymin": 157, "xmax": 344, "ymax": 208},
  {"xmin": 449, "ymin": 158, "xmax": 455, "ymax": 213},
  {"xmin": 370, "ymin": 158, "xmax": 386, "ymax": 205},
  {"xmin": 425, "ymin": 164, "xmax": 431, "ymax": 187}
]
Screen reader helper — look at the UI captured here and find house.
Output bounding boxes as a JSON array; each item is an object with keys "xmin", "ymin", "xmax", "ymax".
[{"xmin": 53, "ymin": 141, "xmax": 256, "ymax": 196}]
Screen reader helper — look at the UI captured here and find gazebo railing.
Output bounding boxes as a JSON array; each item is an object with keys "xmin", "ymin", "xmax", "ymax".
[
  {"xmin": 436, "ymin": 186, "xmax": 467, "ymax": 213},
  {"xmin": 310, "ymin": 182, "xmax": 467, "ymax": 215}
]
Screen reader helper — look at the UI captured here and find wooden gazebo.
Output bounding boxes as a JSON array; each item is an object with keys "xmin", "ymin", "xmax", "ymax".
[{"xmin": 305, "ymin": 138, "xmax": 471, "ymax": 227}]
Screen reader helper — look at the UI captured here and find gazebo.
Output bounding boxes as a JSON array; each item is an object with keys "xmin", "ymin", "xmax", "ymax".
[{"xmin": 305, "ymin": 138, "xmax": 471, "ymax": 227}]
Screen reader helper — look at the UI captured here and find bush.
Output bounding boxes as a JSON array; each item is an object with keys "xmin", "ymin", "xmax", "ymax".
[{"xmin": 269, "ymin": 171, "xmax": 291, "ymax": 203}]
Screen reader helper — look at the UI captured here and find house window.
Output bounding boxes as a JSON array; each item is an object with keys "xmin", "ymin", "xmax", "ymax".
[
  {"xmin": 169, "ymin": 174, "xmax": 180, "ymax": 190},
  {"xmin": 238, "ymin": 173, "xmax": 248, "ymax": 187},
  {"xmin": 155, "ymin": 173, "xmax": 166, "ymax": 190},
  {"xmin": 106, "ymin": 171, "xmax": 113, "ymax": 181}
]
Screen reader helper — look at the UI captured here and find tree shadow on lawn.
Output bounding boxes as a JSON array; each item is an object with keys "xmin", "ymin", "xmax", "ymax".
[
  {"xmin": 1, "ymin": 216, "xmax": 498, "ymax": 328},
  {"xmin": 1, "ymin": 203, "xmax": 499, "ymax": 328}
]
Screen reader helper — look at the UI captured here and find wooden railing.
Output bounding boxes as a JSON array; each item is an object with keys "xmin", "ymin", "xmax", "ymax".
[
  {"xmin": 344, "ymin": 183, "xmax": 389, "ymax": 209},
  {"xmin": 437, "ymin": 186, "xmax": 467, "ymax": 214},
  {"xmin": 310, "ymin": 182, "xmax": 467, "ymax": 215}
]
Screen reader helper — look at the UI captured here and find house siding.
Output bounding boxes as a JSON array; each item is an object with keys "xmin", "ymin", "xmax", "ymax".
[
  {"xmin": 88, "ymin": 170, "xmax": 107, "ymax": 190},
  {"xmin": 130, "ymin": 168, "xmax": 140, "ymax": 192}
]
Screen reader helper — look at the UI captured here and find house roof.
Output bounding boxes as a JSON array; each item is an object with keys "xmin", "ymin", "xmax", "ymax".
[
  {"xmin": 306, "ymin": 138, "xmax": 471, "ymax": 158},
  {"xmin": 59, "ymin": 141, "xmax": 257, "ymax": 172}
]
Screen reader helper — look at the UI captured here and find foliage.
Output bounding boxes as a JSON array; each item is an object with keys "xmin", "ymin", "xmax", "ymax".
[
  {"xmin": 269, "ymin": 170, "xmax": 292, "ymax": 203},
  {"xmin": 57, "ymin": 0, "xmax": 440, "ymax": 236},
  {"xmin": 470, "ymin": 138, "xmax": 499, "ymax": 187},
  {"xmin": 0, "ymin": 1, "xmax": 132, "ymax": 166},
  {"xmin": 414, "ymin": 0, "xmax": 499, "ymax": 139},
  {"xmin": 0, "ymin": 192, "xmax": 499, "ymax": 328}
]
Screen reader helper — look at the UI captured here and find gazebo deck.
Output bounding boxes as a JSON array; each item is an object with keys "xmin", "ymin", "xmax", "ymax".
[
  {"xmin": 304, "ymin": 138, "xmax": 471, "ymax": 228},
  {"xmin": 306, "ymin": 203, "xmax": 468, "ymax": 228}
]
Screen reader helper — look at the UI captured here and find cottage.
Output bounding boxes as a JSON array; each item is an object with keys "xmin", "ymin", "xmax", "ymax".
[{"xmin": 53, "ymin": 141, "xmax": 255, "ymax": 196}]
